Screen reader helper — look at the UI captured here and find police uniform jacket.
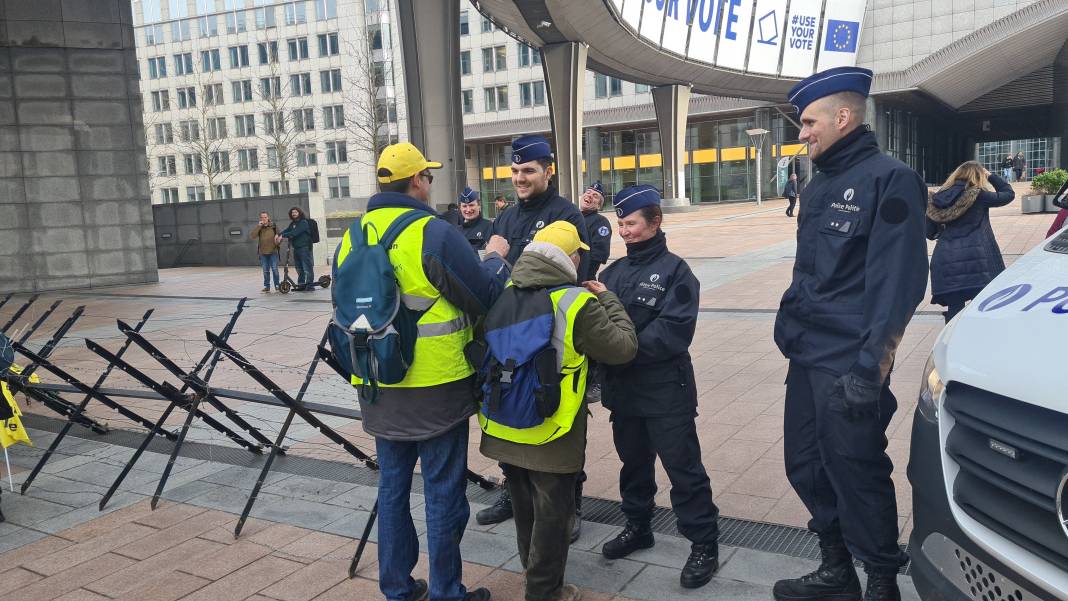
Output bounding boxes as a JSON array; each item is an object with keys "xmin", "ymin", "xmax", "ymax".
[
  {"xmin": 774, "ymin": 126, "xmax": 928, "ymax": 383},
  {"xmin": 598, "ymin": 231, "xmax": 700, "ymax": 417},
  {"xmin": 582, "ymin": 209, "xmax": 612, "ymax": 281},
  {"xmin": 461, "ymin": 215, "xmax": 493, "ymax": 251},
  {"xmin": 491, "ymin": 185, "xmax": 588, "ymax": 266}
]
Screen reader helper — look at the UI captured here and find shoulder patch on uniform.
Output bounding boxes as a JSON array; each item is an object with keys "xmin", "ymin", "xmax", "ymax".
[
  {"xmin": 879, "ymin": 198, "xmax": 909, "ymax": 225},
  {"xmin": 598, "ymin": 225, "xmax": 610, "ymax": 237}
]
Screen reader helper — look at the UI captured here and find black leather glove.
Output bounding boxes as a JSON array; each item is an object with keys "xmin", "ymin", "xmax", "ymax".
[{"xmin": 831, "ymin": 372, "xmax": 882, "ymax": 421}]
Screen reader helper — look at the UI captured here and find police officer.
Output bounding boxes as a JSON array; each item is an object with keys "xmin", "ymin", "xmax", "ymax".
[
  {"xmin": 579, "ymin": 181, "xmax": 612, "ymax": 282},
  {"xmin": 458, "ymin": 187, "xmax": 493, "ymax": 252},
  {"xmin": 772, "ymin": 67, "xmax": 928, "ymax": 601},
  {"xmin": 489, "ymin": 135, "xmax": 589, "ymax": 266},
  {"xmin": 597, "ymin": 185, "xmax": 720, "ymax": 590}
]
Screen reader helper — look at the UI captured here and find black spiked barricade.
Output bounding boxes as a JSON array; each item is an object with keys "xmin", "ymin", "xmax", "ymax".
[{"xmin": 206, "ymin": 330, "xmax": 497, "ymax": 577}]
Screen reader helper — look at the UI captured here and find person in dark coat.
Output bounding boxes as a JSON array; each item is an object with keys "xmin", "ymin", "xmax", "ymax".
[
  {"xmin": 441, "ymin": 202, "xmax": 462, "ymax": 226},
  {"xmin": 277, "ymin": 207, "xmax": 315, "ymax": 291},
  {"xmin": 458, "ymin": 187, "xmax": 493, "ymax": 252},
  {"xmin": 1012, "ymin": 152, "xmax": 1026, "ymax": 182},
  {"xmin": 1000, "ymin": 154, "xmax": 1014, "ymax": 181},
  {"xmin": 597, "ymin": 185, "xmax": 720, "ymax": 590},
  {"xmin": 783, "ymin": 173, "xmax": 799, "ymax": 217},
  {"xmin": 926, "ymin": 161, "xmax": 1015, "ymax": 323},
  {"xmin": 773, "ymin": 67, "xmax": 929, "ymax": 601},
  {"xmin": 579, "ymin": 181, "xmax": 612, "ymax": 282},
  {"xmin": 476, "ymin": 135, "xmax": 590, "ymax": 534}
]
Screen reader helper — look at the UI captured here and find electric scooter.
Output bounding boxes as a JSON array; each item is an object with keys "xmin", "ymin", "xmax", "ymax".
[{"xmin": 278, "ymin": 241, "xmax": 331, "ymax": 294}]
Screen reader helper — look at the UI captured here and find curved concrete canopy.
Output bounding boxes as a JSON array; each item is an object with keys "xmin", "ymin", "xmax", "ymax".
[{"xmin": 475, "ymin": 0, "xmax": 869, "ymax": 102}]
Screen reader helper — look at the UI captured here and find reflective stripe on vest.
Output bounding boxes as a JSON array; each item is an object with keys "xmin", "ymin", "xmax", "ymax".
[
  {"xmin": 337, "ymin": 207, "xmax": 475, "ymax": 388},
  {"xmin": 478, "ymin": 286, "xmax": 595, "ymax": 445}
]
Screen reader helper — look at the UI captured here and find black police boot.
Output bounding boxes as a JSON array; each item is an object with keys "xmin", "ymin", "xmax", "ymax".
[
  {"xmin": 863, "ymin": 569, "xmax": 900, "ymax": 601},
  {"xmin": 680, "ymin": 542, "xmax": 719, "ymax": 589},
  {"xmin": 475, "ymin": 486, "xmax": 513, "ymax": 525},
  {"xmin": 463, "ymin": 587, "xmax": 491, "ymax": 601},
  {"xmin": 570, "ymin": 479, "xmax": 583, "ymax": 544},
  {"xmin": 772, "ymin": 537, "xmax": 861, "ymax": 601},
  {"xmin": 601, "ymin": 521, "xmax": 654, "ymax": 559},
  {"xmin": 411, "ymin": 578, "xmax": 429, "ymax": 601}
]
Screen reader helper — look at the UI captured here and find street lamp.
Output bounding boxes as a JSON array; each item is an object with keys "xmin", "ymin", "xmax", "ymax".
[{"xmin": 746, "ymin": 128, "xmax": 770, "ymax": 206}]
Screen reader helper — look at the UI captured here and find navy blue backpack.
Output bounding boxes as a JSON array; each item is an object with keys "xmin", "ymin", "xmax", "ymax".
[
  {"xmin": 478, "ymin": 286, "xmax": 563, "ymax": 429},
  {"xmin": 327, "ymin": 210, "xmax": 429, "ymax": 402}
]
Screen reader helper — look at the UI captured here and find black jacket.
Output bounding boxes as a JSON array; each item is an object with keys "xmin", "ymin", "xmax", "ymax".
[
  {"xmin": 461, "ymin": 215, "xmax": 493, "ymax": 252},
  {"xmin": 926, "ymin": 174, "xmax": 1014, "ymax": 304},
  {"xmin": 783, "ymin": 179, "xmax": 798, "ymax": 198},
  {"xmin": 581, "ymin": 209, "xmax": 612, "ymax": 281},
  {"xmin": 774, "ymin": 126, "xmax": 928, "ymax": 383},
  {"xmin": 491, "ymin": 186, "xmax": 588, "ymax": 266},
  {"xmin": 598, "ymin": 231, "xmax": 699, "ymax": 416},
  {"xmin": 441, "ymin": 208, "xmax": 462, "ymax": 227}
]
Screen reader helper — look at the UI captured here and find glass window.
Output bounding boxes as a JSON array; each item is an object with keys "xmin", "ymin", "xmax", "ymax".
[
  {"xmin": 635, "ymin": 83, "xmax": 650, "ymax": 93},
  {"xmin": 369, "ymin": 24, "xmax": 387, "ymax": 50},
  {"xmin": 143, "ymin": 0, "xmax": 162, "ymax": 23},
  {"xmin": 235, "ymin": 114, "xmax": 256, "ymax": 136},
  {"xmin": 260, "ymin": 76, "xmax": 281, "ymax": 98},
  {"xmin": 315, "ymin": 0, "xmax": 337, "ymax": 20},
  {"xmin": 288, "ymin": 37, "xmax": 310, "ymax": 60},
  {"xmin": 459, "ymin": 10, "xmax": 469, "ymax": 35},
  {"xmin": 298, "ymin": 178, "xmax": 318, "ymax": 193},
  {"xmin": 157, "ymin": 155, "xmax": 177, "ymax": 176},
  {"xmin": 225, "ymin": 7, "xmax": 246, "ymax": 33},
  {"xmin": 483, "ymin": 87, "xmax": 496, "ymax": 112},
  {"xmin": 519, "ymin": 81, "xmax": 545, "ymax": 108},
  {"xmin": 284, "ymin": 1, "xmax": 307, "ymax": 25},
  {"xmin": 155, "ymin": 123, "xmax": 173, "ymax": 144},
  {"xmin": 323, "ymin": 105, "xmax": 344, "ymax": 128},
  {"xmin": 144, "ymin": 24, "xmax": 164, "ymax": 45},
  {"xmin": 169, "ymin": 0, "xmax": 187, "ymax": 18},
  {"xmin": 205, "ymin": 83, "xmax": 224, "ymax": 105},
  {"xmin": 210, "ymin": 150, "xmax": 230, "ymax": 172},
  {"xmin": 320, "ymin": 69, "xmax": 342, "ymax": 93},
  {"xmin": 214, "ymin": 184, "xmax": 233, "ymax": 199},
  {"xmin": 195, "ymin": 0, "xmax": 213, "ymax": 15},
  {"xmin": 238, "ymin": 148, "xmax": 259, "ymax": 170},
  {"xmin": 290, "ymin": 73, "xmax": 312, "ymax": 96},
  {"xmin": 201, "ymin": 49, "xmax": 221, "ymax": 71},
  {"xmin": 187, "ymin": 186, "xmax": 206, "ymax": 202},
  {"xmin": 263, "ymin": 111, "xmax": 284, "ymax": 134},
  {"xmin": 229, "ymin": 45, "xmax": 249, "ymax": 68},
  {"xmin": 325, "ymin": 141, "xmax": 347, "ymax": 164},
  {"xmin": 171, "ymin": 19, "xmax": 191, "ymax": 41},
  {"xmin": 460, "ymin": 50, "xmax": 471, "ymax": 76},
  {"xmin": 150, "ymin": 90, "xmax": 170, "ymax": 111},
  {"xmin": 293, "ymin": 107, "xmax": 314, "ymax": 131},
  {"xmin": 176, "ymin": 87, "xmax": 196, "ymax": 108},
  {"xmin": 318, "ymin": 33, "xmax": 339, "ymax": 56},
  {"xmin": 494, "ymin": 46, "xmax": 506, "ymax": 70},
  {"xmin": 241, "ymin": 182, "xmax": 261, "ymax": 197},
  {"xmin": 174, "ymin": 53, "xmax": 193, "ymax": 75},
  {"xmin": 184, "ymin": 153, "xmax": 203, "ymax": 174},
  {"xmin": 481, "ymin": 16, "xmax": 492, "ymax": 32},
  {"xmin": 207, "ymin": 117, "xmax": 227, "ymax": 139},
  {"xmin": 231, "ymin": 80, "xmax": 252, "ymax": 102},
  {"xmin": 258, "ymin": 41, "xmax": 278, "ymax": 64},
  {"xmin": 296, "ymin": 143, "xmax": 317, "ymax": 166},
  {"xmin": 254, "ymin": 3, "xmax": 276, "ymax": 28},
  {"xmin": 328, "ymin": 176, "xmax": 350, "ymax": 198},
  {"xmin": 269, "ymin": 180, "xmax": 290, "ymax": 195},
  {"xmin": 160, "ymin": 188, "xmax": 179, "ymax": 203},
  {"xmin": 518, "ymin": 43, "xmax": 541, "ymax": 67},
  {"xmin": 461, "ymin": 90, "xmax": 473, "ymax": 114},
  {"xmin": 199, "ymin": 14, "xmax": 218, "ymax": 37},
  {"xmin": 178, "ymin": 120, "xmax": 199, "ymax": 141}
]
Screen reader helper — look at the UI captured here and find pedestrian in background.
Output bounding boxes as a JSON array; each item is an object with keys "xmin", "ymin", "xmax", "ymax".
[
  {"xmin": 442, "ymin": 202, "xmax": 463, "ymax": 226},
  {"xmin": 1000, "ymin": 154, "xmax": 1014, "ymax": 181},
  {"xmin": 478, "ymin": 221, "xmax": 637, "ymax": 601},
  {"xmin": 250, "ymin": 211, "xmax": 280, "ymax": 292},
  {"xmin": 494, "ymin": 195, "xmax": 509, "ymax": 216},
  {"xmin": 276, "ymin": 207, "xmax": 315, "ymax": 291},
  {"xmin": 338, "ymin": 142, "xmax": 511, "ymax": 601},
  {"xmin": 459, "ymin": 187, "xmax": 493, "ymax": 252},
  {"xmin": 1013, "ymin": 151, "xmax": 1026, "ymax": 182},
  {"xmin": 927, "ymin": 161, "xmax": 1015, "ymax": 323},
  {"xmin": 774, "ymin": 67, "xmax": 928, "ymax": 601},
  {"xmin": 597, "ymin": 185, "xmax": 720, "ymax": 590},
  {"xmin": 783, "ymin": 173, "xmax": 799, "ymax": 217}
]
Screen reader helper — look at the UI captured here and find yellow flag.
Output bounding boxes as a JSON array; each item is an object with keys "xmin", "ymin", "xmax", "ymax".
[{"xmin": 1, "ymin": 365, "xmax": 35, "ymax": 448}]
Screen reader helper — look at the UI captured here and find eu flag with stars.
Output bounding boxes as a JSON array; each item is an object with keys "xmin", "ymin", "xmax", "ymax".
[{"xmin": 824, "ymin": 19, "xmax": 859, "ymax": 53}]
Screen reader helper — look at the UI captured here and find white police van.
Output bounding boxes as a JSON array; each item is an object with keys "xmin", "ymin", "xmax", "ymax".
[{"xmin": 908, "ymin": 211, "xmax": 1068, "ymax": 601}]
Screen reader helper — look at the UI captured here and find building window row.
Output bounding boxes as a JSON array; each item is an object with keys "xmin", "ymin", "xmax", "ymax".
[
  {"xmin": 141, "ymin": 0, "xmax": 337, "ymax": 45},
  {"xmin": 156, "ymin": 174, "xmax": 348, "ymax": 203},
  {"xmin": 144, "ymin": 32, "xmax": 342, "ymax": 78},
  {"xmin": 462, "ymin": 81, "xmax": 546, "ymax": 114}
]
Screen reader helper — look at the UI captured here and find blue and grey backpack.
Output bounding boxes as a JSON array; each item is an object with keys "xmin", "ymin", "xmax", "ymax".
[
  {"xmin": 478, "ymin": 286, "xmax": 564, "ymax": 429},
  {"xmin": 327, "ymin": 209, "xmax": 429, "ymax": 402}
]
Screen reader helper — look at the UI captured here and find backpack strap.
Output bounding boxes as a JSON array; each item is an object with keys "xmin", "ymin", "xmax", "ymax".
[{"xmin": 372, "ymin": 209, "xmax": 432, "ymax": 250}]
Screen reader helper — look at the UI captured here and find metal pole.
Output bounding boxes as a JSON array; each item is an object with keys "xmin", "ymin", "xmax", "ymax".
[{"xmin": 756, "ymin": 146, "xmax": 763, "ymax": 206}]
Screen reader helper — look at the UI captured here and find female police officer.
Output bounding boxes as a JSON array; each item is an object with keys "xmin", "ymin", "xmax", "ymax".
[{"xmin": 596, "ymin": 185, "xmax": 720, "ymax": 590}]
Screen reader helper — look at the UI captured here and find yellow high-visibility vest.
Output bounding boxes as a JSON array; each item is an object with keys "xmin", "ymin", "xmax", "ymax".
[
  {"xmin": 479, "ymin": 286, "xmax": 594, "ymax": 445},
  {"xmin": 336, "ymin": 207, "xmax": 474, "ymax": 388}
]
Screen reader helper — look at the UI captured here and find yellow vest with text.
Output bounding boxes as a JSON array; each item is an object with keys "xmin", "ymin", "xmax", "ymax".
[
  {"xmin": 478, "ymin": 286, "xmax": 595, "ymax": 445},
  {"xmin": 336, "ymin": 208, "xmax": 474, "ymax": 388}
]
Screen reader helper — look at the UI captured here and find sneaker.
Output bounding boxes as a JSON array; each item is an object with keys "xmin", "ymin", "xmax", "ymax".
[
  {"xmin": 411, "ymin": 578, "xmax": 429, "ymax": 601},
  {"xmin": 261, "ymin": 287, "xmax": 270, "ymax": 293},
  {"xmin": 556, "ymin": 584, "xmax": 582, "ymax": 601},
  {"xmin": 680, "ymin": 542, "xmax": 719, "ymax": 589},
  {"xmin": 476, "ymin": 487, "xmax": 513, "ymax": 525},
  {"xmin": 463, "ymin": 587, "xmax": 491, "ymax": 601},
  {"xmin": 601, "ymin": 521, "xmax": 654, "ymax": 560}
]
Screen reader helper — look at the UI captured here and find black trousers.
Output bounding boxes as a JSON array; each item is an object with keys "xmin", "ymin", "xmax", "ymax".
[
  {"xmin": 503, "ymin": 464, "xmax": 577, "ymax": 601},
  {"xmin": 786, "ymin": 196, "xmax": 797, "ymax": 214},
  {"xmin": 611, "ymin": 413, "xmax": 719, "ymax": 544},
  {"xmin": 783, "ymin": 362, "xmax": 907, "ymax": 571}
]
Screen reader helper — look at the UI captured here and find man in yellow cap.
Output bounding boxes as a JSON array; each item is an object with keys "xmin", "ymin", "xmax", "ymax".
[
  {"xmin": 478, "ymin": 221, "xmax": 637, "ymax": 601},
  {"xmin": 334, "ymin": 142, "xmax": 510, "ymax": 601}
]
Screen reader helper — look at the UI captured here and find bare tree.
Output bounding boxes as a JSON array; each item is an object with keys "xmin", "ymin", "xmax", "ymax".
[
  {"xmin": 255, "ymin": 57, "xmax": 319, "ymax": 192},
  {"xmin": 168, "ymin": 70, "xmax": 234, "ymax": 201},
  {"xmin": 341, "ymin": 25, "xmax": 402, "ymax": 180}
]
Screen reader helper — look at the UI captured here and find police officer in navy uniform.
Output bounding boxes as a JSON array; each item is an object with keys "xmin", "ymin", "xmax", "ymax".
[
  {"xmin": 458, "ymin": 186, "xmax": 492, "ymax": 252},
  {"xmin": 477, "ymin": 135, "xmax": 591, "ymax": 539},
  {"xmin": 489, "ymin": 135, "xmax": 589, "ymax": 267},
  {"xmin": 772, "ymin": 67, "xmax": 928, "ymax": 601},
  {"xmin": 597, "ymin": 185, "xmax": 720, "ymax": 590},
  {"xmin": 579, "ymin": 181, "xmax": 612, "ymax": 282}
]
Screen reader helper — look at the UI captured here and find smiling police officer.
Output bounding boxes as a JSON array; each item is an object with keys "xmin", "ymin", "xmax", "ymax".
[
  {"xmin": 459, "ymin": 186, "xmax": 492, "ymax": 252},
  {"xmin": 772, "ymin": 67, "xmax": 929, "ymax": 601},
  {"xmin": 598, "ymin": 185, "xmax": 720, "ymax": 590},
  {"xmin": 579, "ymin": 181, "xmax": 612, "ymax": 282}
]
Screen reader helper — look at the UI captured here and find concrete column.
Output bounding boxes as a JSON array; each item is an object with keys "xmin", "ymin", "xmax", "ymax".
[
  {"xmin": 395, "ymin": 0, "xmax": 465, "ymax": 209},
  {"xmin": 753, "ymin": 107, "xmax": 773, "ymax": 202},
  {"xmin": 541, "ymin": 42, "xmax": 587, "ymax": 203},
  {"xmin": 652, "ymin": 84, "xmax": 691, "ymax": 208},
  {"xmin": 1, "ymin": 0, "xmax": 158, "ymax": 292},
  {"xmin": 585, "ymin": 126, "xmax": 602, "ymax": 187}
]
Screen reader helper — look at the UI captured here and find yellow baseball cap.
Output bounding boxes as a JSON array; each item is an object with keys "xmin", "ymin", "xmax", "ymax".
[
  {"xmin": 376, "ymin": 142, "xmax": 443, "ymax": 183},
  {"xmin": 532, "ymin": 221, "xmax": 590, "ymax": 255}
]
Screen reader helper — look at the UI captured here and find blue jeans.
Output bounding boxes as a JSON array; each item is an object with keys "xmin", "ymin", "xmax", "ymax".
[
  {"xmin": 293, "ymin": 246, "xmax": 314, "ymax": 287},
  {"xmin": 376, "ymin": 423, "xmax": 470, "ymax": 601},
  {"xmin": 259, "ymin": 253, "xmax": 280, "ymax": 288}
]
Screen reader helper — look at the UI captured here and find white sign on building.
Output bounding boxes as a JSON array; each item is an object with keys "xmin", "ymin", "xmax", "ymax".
[{"xmin": 613, "ymin": 0, "xmax": 866, "ymax": 79}]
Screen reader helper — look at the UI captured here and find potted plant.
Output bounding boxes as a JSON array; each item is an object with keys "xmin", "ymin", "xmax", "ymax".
[{"xmin": 1030, "ymin": 168, "xmax": 1068, "ymax": 213}]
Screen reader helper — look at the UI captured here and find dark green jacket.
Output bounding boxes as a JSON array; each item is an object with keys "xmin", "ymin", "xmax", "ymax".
[
  {"xmin": 479, "ymin": 243, "xmax": 637, "ymax": 474},
  {"xmin": 280, "ymin": 218, "xmax": 312, "ymax": 249}
]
